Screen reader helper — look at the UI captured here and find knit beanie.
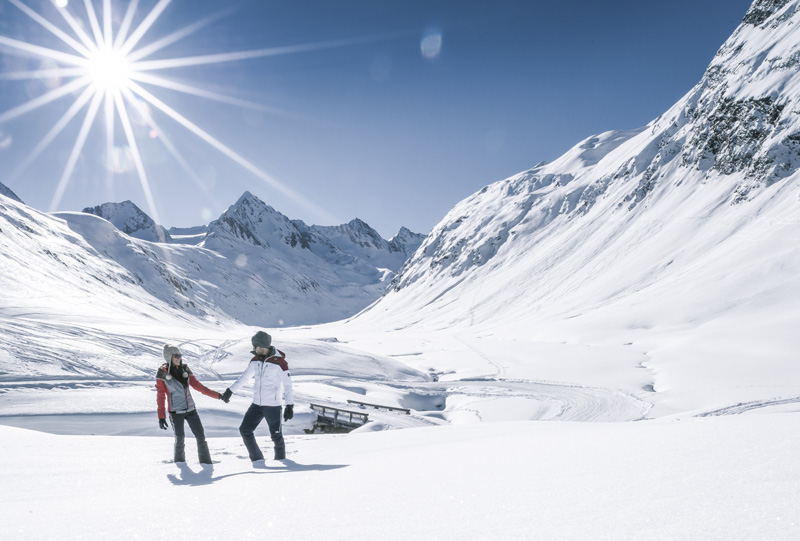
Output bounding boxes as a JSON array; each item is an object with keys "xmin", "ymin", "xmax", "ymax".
[
  {"xmin": 251, "ymin": 331, "xmax": 272, "ymax": 348},
  {"xmin": 163, "ymin": 344, "xmax": 188, "ymax": 382},
  {"xmin": 163, "ymin": 344, "xmax": 181, "ymax": 362}
]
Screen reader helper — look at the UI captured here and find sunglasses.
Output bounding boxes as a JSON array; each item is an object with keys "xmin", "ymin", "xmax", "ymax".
[{"xmin": 172, "ymin": 354, "xmax": 182, "ymax": 359}]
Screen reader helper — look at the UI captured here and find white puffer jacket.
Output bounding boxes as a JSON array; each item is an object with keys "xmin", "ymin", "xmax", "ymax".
[{"xmin": 229, "ymin": 349, "xmax": 294, "ymax": 407}]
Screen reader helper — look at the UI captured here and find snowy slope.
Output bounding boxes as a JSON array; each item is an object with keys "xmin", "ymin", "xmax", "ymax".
[
  {"xmin": 345, "ymin": 0, "xmax": 800, "ymax": 416},
  {"xmin": 2, "ymin": 412, "xmax": 799, "ymax": 540},
  {"xmin": 168, "ymin": 224, "xmax": 208, "ymax": 245},
  {"xmin": 0, "ymin": 192, "xmax": 238, "ymax": 380}
]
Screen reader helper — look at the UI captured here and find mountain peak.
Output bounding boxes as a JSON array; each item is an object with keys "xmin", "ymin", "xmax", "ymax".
[
  {"xmin": 235, "ymin": 191, "xmax": 256, "ymax": 203},
  {"xmin": 388, "ymin": 227, "xmax": 425, "ymax": 255},
  {"xmin": 81, "ymin": 200, "xmax": 171, "ymax": 243},
  {"xmin": 0, "ymin": 181, "xmax": 23, "ymax": 204},
  {"xmin": 206, "ymin": 192, "xmax": 288, "ymax": 248},
  {"xmin": 348, "ymin": 217, "xmax": 370, "ymax": 229},
  {"xmin": 742, "ymin": 0, "xmax": 792, "ymax": 26}
]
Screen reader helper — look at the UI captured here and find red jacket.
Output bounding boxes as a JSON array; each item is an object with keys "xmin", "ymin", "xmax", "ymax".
[{"xmin": 156, "ymin": 363, "xmax": 220, "ymax": 419}]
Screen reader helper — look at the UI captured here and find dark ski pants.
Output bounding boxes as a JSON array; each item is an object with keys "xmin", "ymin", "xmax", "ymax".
[
  {"xmin": 170, "ymin": 409, "xmax": 212, "ymax": 464},
  {"xmin": 239, "ymin": 403, "xmax": 285, "ymax": 460}
]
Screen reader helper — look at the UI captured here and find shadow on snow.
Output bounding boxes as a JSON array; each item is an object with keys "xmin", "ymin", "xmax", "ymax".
[{"xmin": 166, "ymin": 459, "xmax": 348, "ymax": 486}]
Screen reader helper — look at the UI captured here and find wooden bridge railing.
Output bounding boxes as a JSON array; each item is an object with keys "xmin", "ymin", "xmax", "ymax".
[
  {"xmin": 346, "ymin": 399, "xmax": 411, "ymax": 415},
  {"xmin": 309, "ymin": 403, "xmax": 369, "ymax": 429}
]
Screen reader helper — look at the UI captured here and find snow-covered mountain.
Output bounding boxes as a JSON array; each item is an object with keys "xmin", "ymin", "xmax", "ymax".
[
  {"xmin": 203, "ymin": 192, "xmax": 423, "ymax": 272},
  {"xmin": 0, "ymin": 187, "xmax": 425, "ymax": 378},
  {"xmin": 372, "ymin": 0, "xmax": 800, "ymax": 317},
  {"xmin": 388, "ymin": 226, "xmax": 427, "ymax": 258},
  {"xmin": 0, "ymin": 180, "xmax": 22, "ymax": 203},
  {"xmin": 349, "ymin": 0, "xmax": 800, "ymax": 414},
  {"xmin": 82, "ymin": 200, "xmax": 172, "ymax": 243},
  {"xmin": 82, "ymin": 193, "xmax": 424, "ymax": 270},
  {"xmin": 185, "ymin": 191, "xmax": 424, "ymax": 325},
  {"xmin": 1, "ymin": 189, "xmax": 423, "ymax": 331}
]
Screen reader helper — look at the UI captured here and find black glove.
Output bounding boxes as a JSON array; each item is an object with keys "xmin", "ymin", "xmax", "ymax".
[
  {"xmin": 159, "ymin": 418, "xmax": 168, "ymax": 430},
  {"xmin": 283, "ymin": 404, "xmax": 294, "ymax": 421},
  {"xmin": 220, "ymin": 388, "xmax": 232, "ymax": 403}
]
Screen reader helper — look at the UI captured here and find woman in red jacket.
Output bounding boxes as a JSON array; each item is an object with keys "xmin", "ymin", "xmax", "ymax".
[{"xmin": 156, "ymin": 344, "xmax": 228, "ymax": 464}]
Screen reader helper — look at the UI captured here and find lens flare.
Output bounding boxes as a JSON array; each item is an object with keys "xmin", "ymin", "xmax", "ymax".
[{"xmin": 421, "ymin": 29, "xmax": 442, "ymax": 59}]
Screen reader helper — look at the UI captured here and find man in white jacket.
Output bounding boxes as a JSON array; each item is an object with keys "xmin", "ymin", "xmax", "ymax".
[{"xmin": 222, "ymin": 331, "xmax": 294, "ymax": 461}]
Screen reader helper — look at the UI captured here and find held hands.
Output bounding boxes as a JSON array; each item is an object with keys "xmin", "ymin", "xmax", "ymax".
[
  {"xmin": 220, "ymin": 388, "xmax": 232, "ymax": 403},
  {"xmin": 283, "ymin": 404, "xmax": 294, "ymax": 421},
  {"xmin": 159, "ymin": 418, "xmax": 168, "ymax": 430}
]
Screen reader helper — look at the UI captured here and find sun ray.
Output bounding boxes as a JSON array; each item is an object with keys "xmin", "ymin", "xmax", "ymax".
[
  {"xmin": 113, "ymin": 0, "xmax": 140, "ymax": 50},
  {"xmin": 125, "ymin": 10, "xmax": 233, "ymax": 64},
  {"xmin": 0, "ymin": 76, "xmax": 91, "ymax": 124},
  {"xmin": 54, "ymin": 3, "xmax": 100, "ymax": 54},
  {"xmin": 103, "ymin": 90, "xmax": 115, "ymax": 193},
  {"xmin": 8, "ymin": 0, "xmax": 93, "ymax": 58},
  {"xmin": 0, "ymin": 67, "xmax": 85, "ymax": 81},
  {"xmin": 82, "ymin": 0, "xmax": 106, "ymax": 49},
  {"xmin": 0, "ymin": 34, "xmax": 90, "ymax": 67},
  {"xmin": 127, "ymin": 80, "xmax": 339, "ymax": 223},
  {"xmin": 131, "ymin": 35, "xmax": 386, "ymax": 72},
  {"xmin": 129, "ymin": 71, "xmax": 286, "ymax": 115},
  {"xmin": 49, "ymin": 90, "xmax": 104, "ymax": 212},
  {"xmin": 113, "ymin": 88, "xmax": 165, "ymax": 241},
  {"xmin": 8, "ymin": 84, "xmax": 97, "ymax": 183},
  {"xmin": 119, "ymin": 0, "xmax": 173, "ymax": 57},
  {"xmin": 103, "ymin": 0, "xmax": 113, "ymax": 48},
  {"xmin": 121, "ymin": 86, "xmax": 214, "ymax": 204}
]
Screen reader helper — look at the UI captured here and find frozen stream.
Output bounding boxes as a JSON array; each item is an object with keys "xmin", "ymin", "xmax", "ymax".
[{"xmin": 0, "ymin": 374, "xmax": 651, "ymax": 436}]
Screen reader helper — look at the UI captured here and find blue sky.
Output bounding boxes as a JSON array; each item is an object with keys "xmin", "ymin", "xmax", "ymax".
[{"xmin": 0, "ymin": 0, "xmax": 753, "ymax": 237}]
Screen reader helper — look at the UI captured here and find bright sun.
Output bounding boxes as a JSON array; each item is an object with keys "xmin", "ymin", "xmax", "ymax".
[
  {"xmin": 86, "ymin": 46, "xmax": 133, "ymax": 92},
  {"xmin": 0, "ymin": 0, "xmax": 352, "ymax": 227}
]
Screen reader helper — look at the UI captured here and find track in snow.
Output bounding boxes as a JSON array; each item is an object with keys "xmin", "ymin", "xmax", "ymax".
[{"xmin": 696, "ymin": 396, "xmax": 800, "ymax": 417}]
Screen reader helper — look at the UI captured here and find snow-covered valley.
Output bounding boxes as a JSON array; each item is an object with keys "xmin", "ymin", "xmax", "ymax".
[{"xmin": 2, "ymin": 0, "xmax": 800, "ymax": 538}]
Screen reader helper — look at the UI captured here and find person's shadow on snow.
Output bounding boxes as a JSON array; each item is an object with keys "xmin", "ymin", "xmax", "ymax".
[
  {"xmin": 250, "ymin": 458, "xmax": 346, "ymax": 473},
  {"xmin": 167, "ymin": 460, "xmax": 347, "ymax": 486}
]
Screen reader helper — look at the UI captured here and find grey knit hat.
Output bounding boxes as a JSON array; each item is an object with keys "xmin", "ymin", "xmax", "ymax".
[
  {"xmin": 251, "ymin": 331, "xmax": 272, "ymax": 349},
  {"xmin": 162, "ymin": 344, "xmax": 187, "ymax": 380},
  {"xmin": 163, "ymin": 344, "xmax": 182, "ymax": 362}
]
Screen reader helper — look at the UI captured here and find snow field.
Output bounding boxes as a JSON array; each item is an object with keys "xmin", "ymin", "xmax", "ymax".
[{"xmin": 1, "ymin": 413, "xmax": 798, "ymax": 540}]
